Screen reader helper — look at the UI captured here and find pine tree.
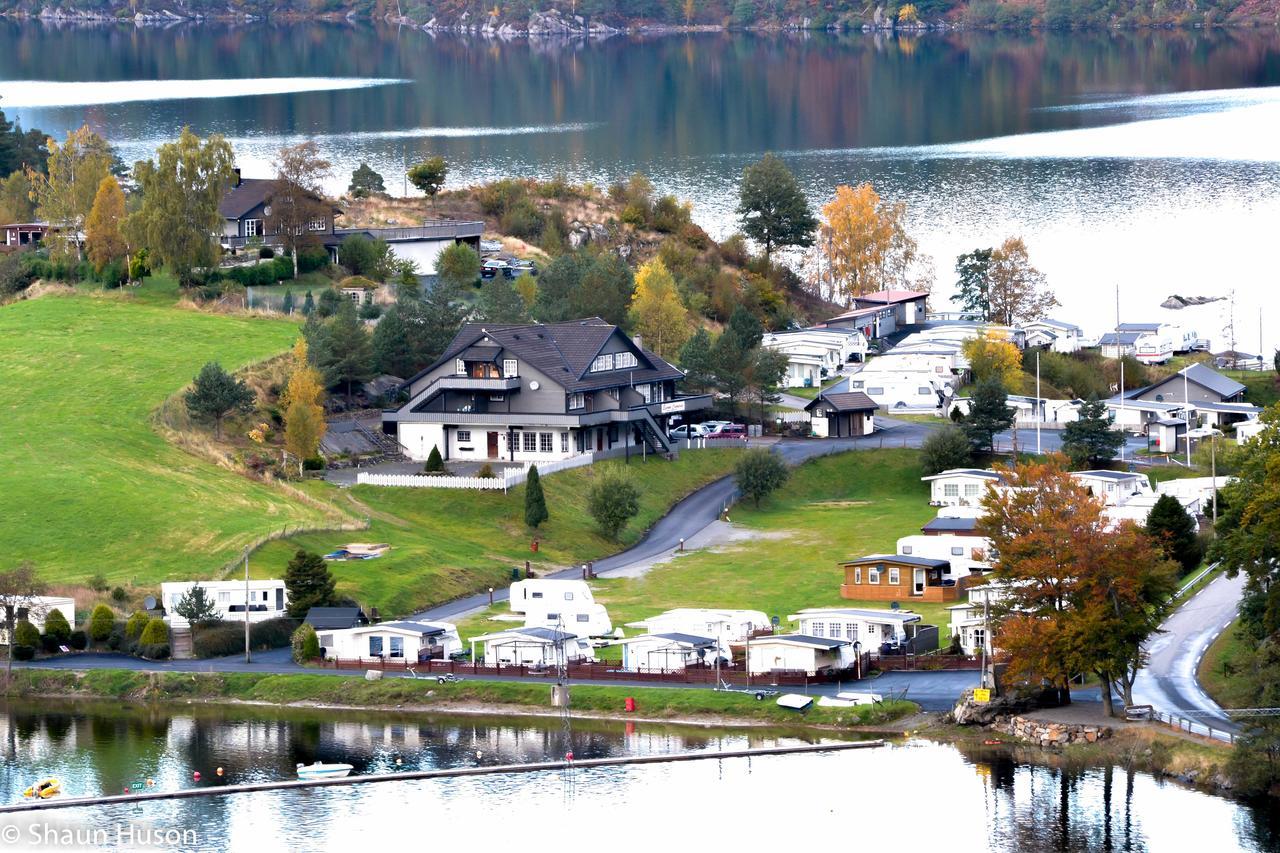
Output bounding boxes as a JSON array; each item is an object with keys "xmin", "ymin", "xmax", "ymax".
[
  {"xmin": 317, "ymin": 299, "xmax": 374, "ymax": 402},
  {"xmin": 372, "ymin": 304, "xmax": 414, "ymax": 377},
  {"xmin": 954, "ymin": 248, "xmax": 994, "ymax": 319},
  {"xmin": 282, "ymin": 289, "xmax": 295, "ymax": 315},
  {"xmin": 678, "ymin": 328, "xmax": 716, "ymax": 393},
  {"xmin": 737, "ymin": 152, "xmax": 817, "ymax": 261},
  {"xmin": 423, "ymin": 445, "xmax": 445, "ymax": 473},
  {"xmin": 348, "ymin": 162, "xmax": 386, "ymax": 197},
  {"xmin": 413, "ymin": 280, "xmax": 468, "ymax": 365},
  {"xmin": 1146, "ymin": 493, "xmax": 1203, "ymax": 574},
  {"xmin": 962, "ymin": 378, "xmax": 1014, "ymax": 453},
  {"xmin": 477, "ymin": 276, "xmax": 528, "ymax": 323},
  {"xmin": 524, "ymin": 465, "xmax": 548, "ymax": 528},
  {"xmin": 184, "ymin": 362, "xmax": 254, "ymax": 439},
  {"xmin": 1061, "ymin": 399, "xmax": 1125, "ymax": 468},
  {"xmin": 283, "ymin": 550, "xmax": 337, "ymax": 619},
  {"xmin": 302, "ymin": 290, "xmax": 315, "ymax": 315}
]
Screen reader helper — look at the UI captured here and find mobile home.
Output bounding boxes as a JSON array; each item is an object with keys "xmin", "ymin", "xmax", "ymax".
[
  {"xmin": 161, "ymin": 580, "xmax": 288, "ymax": 627},
  {"xmin": 507, "ymin": 579, "xmax": 613, "ymax": 636},
  {"xmin": 319, "ymin": 620, "xmax": 462, "ymax": 663}
]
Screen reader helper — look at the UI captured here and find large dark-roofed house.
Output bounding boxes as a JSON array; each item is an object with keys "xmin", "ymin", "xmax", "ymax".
[
  {"xmin": 218, "ymin": 172, "xmax": 339, "ymax": 247},
  {"xmin": 382, "ymin": 318, "xmax": 712, "ymax": 464}
]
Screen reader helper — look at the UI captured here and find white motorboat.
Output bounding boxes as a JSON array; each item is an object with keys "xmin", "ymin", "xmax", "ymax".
[{"xmin": 296, "ymin": 762, "xmax": 354, "ymax": 780}]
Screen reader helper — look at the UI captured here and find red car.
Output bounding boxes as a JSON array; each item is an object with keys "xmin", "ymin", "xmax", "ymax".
[{"xmin": 706, "ymin": 423, "xmax": 747, "ymax": 440}]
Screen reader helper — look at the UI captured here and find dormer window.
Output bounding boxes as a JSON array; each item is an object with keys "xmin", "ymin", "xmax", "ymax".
[
  {"xmin": 616, "ymin": 352, "xmax": 638, "ymax": 369},
  {"xmin": 591, "ymin": 354, "xmax": 615, "ymax": 373},
  {"xmin": 503, "ymin": 359, "xmax": 518, "ymax": 378}
]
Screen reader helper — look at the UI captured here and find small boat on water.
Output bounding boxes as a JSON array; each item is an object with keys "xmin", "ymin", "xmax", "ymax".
[
  {"xmin": 23, "ymin": 778, "xmax": 61, "ymax": 799},
  {"xmin": 296, "ymin": 762, "xmax": 353, "ymax": 780}
]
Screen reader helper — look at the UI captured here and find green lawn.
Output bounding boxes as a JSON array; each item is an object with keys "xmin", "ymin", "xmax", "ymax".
[
  {"xmin": 456, "ymin": 449, "xmax": 953, "ymax": 648},
  {"xmin": 1223, "ymin": 369, "xmax": 1279, "ymax": 408},
  {"xmin": 253, "ymin": 449, "xmax": 745, "ymax": 617},
  {"xmin": 1198, "ymin": 617, "xmax": 1254, "ymax": 710},
  {"xmin": 0, "ymin": 293, "xmax": 342, "ymax": 587}
]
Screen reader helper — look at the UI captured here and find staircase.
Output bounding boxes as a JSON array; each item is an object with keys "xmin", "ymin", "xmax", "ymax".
[
  {"xmin": 634, "ymin": 409, "xmax": 676, "ymax": 458},
  {"xmin": 353, "ymin": 419, "xmax": 408, "ymax": 462},
  {"xmin": 170, "ymin": 627, "xmax": 193, "ymax": 660}
]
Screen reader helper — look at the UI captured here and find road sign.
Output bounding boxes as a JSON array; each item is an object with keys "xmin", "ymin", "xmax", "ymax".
[{"xmin": 973, "ymin": 688, "xmax": 991, "ymax": 704}]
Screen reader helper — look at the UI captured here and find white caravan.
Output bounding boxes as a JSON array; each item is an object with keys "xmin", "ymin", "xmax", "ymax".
[{"xmin": 508, "ymin": 579, "xmax": 613, "ymax": 636}]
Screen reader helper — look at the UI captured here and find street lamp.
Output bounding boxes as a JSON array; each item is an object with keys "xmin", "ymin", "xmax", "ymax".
[{"xmin": 1187, "ymin": 426, "xmax": 1224, "ymax": 529}]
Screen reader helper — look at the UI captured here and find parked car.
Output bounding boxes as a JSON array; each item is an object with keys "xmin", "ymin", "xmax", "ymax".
[
  {"xmin": 667, "ymin": 424, "xmax": 708, "ymax": 442},
  {"xmin": 699, "ymin": 420, "xmax": 731, "ymax": 432},
  {"xmin": 706, "ymin": 423, "xmax": 747, "ymax": 440}
]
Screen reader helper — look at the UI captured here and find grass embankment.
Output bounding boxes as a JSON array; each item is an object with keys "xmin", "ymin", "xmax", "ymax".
[
  {"xmin": 1198, "ymin": 618, "xmax": 1254, "ymax": 710},
  {"xmin": 10, "ymin": 669, "xmax": 915, "ymax": 729},
  {"xmin": 456, "ymin": 449, "xmax": 950, "ymax": 649},
  {"xmin": 0, "ymin": 293, "xmax": 346, "ymax": 588},
  {"xmin": 254, "ymin": 449, "xmax": 744, "ymax": 617}
]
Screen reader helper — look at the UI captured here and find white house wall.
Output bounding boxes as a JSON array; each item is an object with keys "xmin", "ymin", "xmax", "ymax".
[{"xmin": 389, "ymin": 238, "xmax": 455, "ymax": 276}]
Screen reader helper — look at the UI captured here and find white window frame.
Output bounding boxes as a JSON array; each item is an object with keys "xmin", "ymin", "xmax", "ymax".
[
  {"xmin": 901, "ymin": 545, "xmax": 913, "ymax": 555},
  {"xmin": 455, "ymin": 358, "xmax": 466, "ymax": 375},
  {"xmin": 944, "ymin": 483, "xmax": 960, "ymax": 498},
  {"xmin": 560, "ymin": 432, "xmax": 569, "ymax": 453},
  {"xmin": 867, "ymin": 386, "xmax": 884, "ymax": 395},
  {"xmin": 637, "ymin": 384, "xmax": 652, "ymax": 404},
  {"xmin": 503, "ymin": 359, "xmax": 518, "ymax": 378},
  {"xmin": 389, "ymin": 636, "xmax": 404, "ymax": 658},
  {"xmin": 846, "ymin": 623, "xmax": 858, "ymax": 640},
  {"xmin": 456, "ymin": 430, "xmax": 472, "ymax": 444},
  {"xmin": 964, "ymin": 484, "xmax": 980, "ymax": 497},
  {"xmin": 568, "ymin": 392, "xmax": 585, "ymax": 410},
  {"xmin": 868, "ymin": 566, "xmax": 881, "ymax": 584},
  {"xmin": 591, "ymin": 353, "xmax": 616, "ymax": 373},
  {"xmin": 308, "ymin": 217, "xmax": 328, "ymax": 232},
  {"xmin": 244, "ymin": 218, "xmax": 262, "ymax": 237},
  {"xmin": 888, "ymin": 567, "xmax": 900, "ymax": 585},
  {"xmin": 854, "ymin": 567, "xmax": 862, "ymax": 584},
  {"xmin": 616, "ymin": 352, "xmax": 638, "ymax": 369},
  {"xmin": 811, "ymin": 622, "xmax": 824, "ymax": 637},
  {"xmin": 951, "ymin": 546, "xmax": 964, "ymax": 556},
  {"xmin": 522, "ymin": 432, "xmax": 537, "ymax": 453}
]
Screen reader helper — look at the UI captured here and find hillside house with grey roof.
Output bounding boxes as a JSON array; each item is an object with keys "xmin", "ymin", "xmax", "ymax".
[{"xmin": 382, "ymin": 318, "xmax": 711, "ymax": 463}]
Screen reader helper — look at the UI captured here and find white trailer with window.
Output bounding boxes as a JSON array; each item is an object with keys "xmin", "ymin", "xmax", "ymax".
[
  {"xmin": 507, "ymin": 579, "xmax": 613, "ymax": 636},
  {"xmin": 161, "ymin": 580, "xmax": 288, "ymax": 627},
  {"xmin": 319, "ymin": 620, "xmax": 462, "ymax": 662}
]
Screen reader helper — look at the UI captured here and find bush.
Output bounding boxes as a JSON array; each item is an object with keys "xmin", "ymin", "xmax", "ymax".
[
  {"xmin": 476, "ymin": 463, "xmax": 497, "ymax": 479},
  {"xmin": 259, "ymin": 246, "xmax": 275, "ymax": 259},
  {"xmin": 302, "ymin": 457, "xmax": 325, "ymax": 471},
  {"xmin": 42, "ymin": 608, "xmax": 71, "ymax": 642},
  {"xmin": 250, "ymin": 617, "xmax": 298, "ymax": 650},
  {"xmin": 69, "ymin": 630, "xmax": 87, "ymax": 650},
  {"xmin": 587, "ymin": 467, "xmax": 641, "ymax": 540},
  {"xmin": 140, "ymin": 643, "xmax": 170, "ymax": 661},
  {"xmin": 192, "ymin": 623, "xmax": 243, "ymax": 658},
  {"xmin": 920, "ymin": 425, "xmax": 973, "ymax": 476},
  {"xmin": 734, "ymin": 449, "xmax": 789, "ymax": 508},
  {"xmin": 125, "ymin": 611, "xmax": 150, "ymax": 640},
  {"xmin": 272, "ymin": 256, "xmax": 294, "ymax": 281},
  {"xmin": 423, "ymin": 445, "xmax": 446, "ymax": 474},
  {"xmin": 107, "ymin": 626, "xmax": 124, "ymax": 651},
  {"xmin": 12, "ymin": 645, "xmax": 34, "ymax": 661},
  {"xmin": 298, "ymin": 246, "xmax": 329, "ymax": 274},
  {"xmin": 111, "ymin": 586, "xmax": 127, "ymax": 603},
  {"xmin": 500, "ymin": 198, "xmax": 545, "ymax": 240},
  {"xmin": 88, "ymin": 604, "xmax": 115, "ymax": 641},
  {"xmin": 13, "ymin": 620, "xmax": 40, "ymax": 649},
  {"xmin": 87, "ymin": 573, "xmax": 109, "ymax": 592},
  {"xmin": 138, "ymin": 617, "xmax": 169, "ymax": 646},
  {"xmin": 40, "ymin": 634, "xmax": 60, "ymax": 653},
  {"xmin": 291, "ymin": 622, "xmax": 321, "ymax": 663}
]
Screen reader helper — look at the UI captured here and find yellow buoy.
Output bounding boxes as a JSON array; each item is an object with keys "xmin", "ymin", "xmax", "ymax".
[{"xmin": 22, "ymin": 778, "xmax": 60, "ymax": 799}]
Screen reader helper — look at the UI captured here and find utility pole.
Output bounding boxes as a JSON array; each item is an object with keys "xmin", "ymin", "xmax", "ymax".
[
  {"xmin": 1118, "ymin": 358, "xmax": 1126, "ymax": 463},
  {"xmin": 1184, "ymin": 368, "xmax": 1192, "ymax": 468},
  {"xmin": 979, "ymin": 596, "xmax": 990, "ymax": 690},
  {"xmin": 1211, "ymin": 431, "xmax": 1218, "ymax": 530},
  {"xmin": 1035, "ymin": 351, "xmax": 1041, "ymax": 456},
  {"xmin": 243, "ymin": 551, "xmax": 252, "ymax": 664}
]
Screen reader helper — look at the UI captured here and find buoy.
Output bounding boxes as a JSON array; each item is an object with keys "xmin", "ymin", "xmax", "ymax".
[
  {"xmin": 123, "ymin": 786, "xmax": 129, "ymax": 794},
  {"xmin": 193, "ymin": 771, "xmax": 201, "ymax": 781},
  {"xmin": 565, "ymin": 751, "xmax": 574, "ymax": 762},
  {"xmin": 216, "ymin": 767, "xmax": 224, "ymax": 777},
  {"xmin": 146, "ymin": 779, "xmax": 154, "ymax": 788},
  {"xmin": 395, "ymin": 758, "xmax": 402, "ymax": 766},
  {"xmin": 476, "ymin": 751, "xmax": 483, "ymax": 759}
]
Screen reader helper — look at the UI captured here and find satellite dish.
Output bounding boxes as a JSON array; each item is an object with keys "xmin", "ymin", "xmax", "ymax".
[
  {"xmin": 770, "ymin": 615, "xmax": 781, "ymax": 626},
  {"xmin": 529, "ymin": 380, "xmax": 540, "ymax": 391},
  {"xmin": 890, "ymin": 601, "xmax": 900, "ymax": 610},
  {"xmin": 942, "ymin": 386, "xmax": 955, "ymax": 398},
  {"xmin": 143, "ymin": 595, "xmax": 157, "ymax": 611}
]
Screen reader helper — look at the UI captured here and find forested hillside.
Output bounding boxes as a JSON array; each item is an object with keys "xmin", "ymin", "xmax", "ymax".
[{"xmin": 18, "ymin": 0, "xmax": 1278, "ymax": 29}]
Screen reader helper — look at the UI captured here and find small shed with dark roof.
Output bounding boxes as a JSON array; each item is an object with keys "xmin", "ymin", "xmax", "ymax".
[{"xmin": 804, "ymin": 391, "xmax": 878, "ymax": 438}]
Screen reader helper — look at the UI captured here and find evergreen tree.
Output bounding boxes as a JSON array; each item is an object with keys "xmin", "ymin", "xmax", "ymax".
[
  {"xmin": 524, "ymin": 465, "xmax": 549, "ymax": 528},
  {"xmin": 88, "ymin": 604, "xmax": 115, "ymax": 641},
  {"xmin": 962, "ymin": 378, "xmax": 1014, "ymax": 452},
  {"xmin": 1061, "ymin": 399, "xmax": 1125, "ymax": 468},
  {"xmin": 1146, "ymin": 493, "xmax": 1204, "ymax": 575},
  {"xmin": 407, "ymin": 156, "xmax": 448, "ymax": 204},
  {"xmin": 41, "ymin": 608, "xmax": 71, "ymax": 642},
  {"xmin": 283, "ymin": 550, "xmax": 337, "ymax": 619},
  {"xmin": 678, "ymin": 327, "xmax": 716, "ymax": 393},
  {"xmin": 412, "ymin": 280, "xmax": 468, "ymax": 366},
  {"xmin": 184, "ymin": 362, "xmax": 254, "ymax": 439},
  {"xmin": 737, "ymin": 152, "xmax": 817, "ymax": 261},
  {"xmin": 954, "ymin": 248, "xmax": 994, "ymax": 319},
  {"xmin": 302, "ymin": 290, "xmax": 315, "ymax": 316},
  {"xmin": 571, "ymin": 253, "xmax": 634, "ymax": 327},
  {"xmin": 372, "ymin": 304, "xmax": 414, "ymax": 377},
  {"xmin": 725, "ymin": 305, "xmax": 764, "ymax": 352},
  {"xmin": 348, "ymin": 162, "xmax": 386, "ymax": 197},
  {"xmin": 423, "ymin": 445, "xmax": 445, "ymax": 473},
  {"xmin": 281, "ymin": 289, "xmax": 295, "ymax": 315},
  {"xmin": 317, "ymin": 299, "xmax": 374, "ymax": 401},
  {"xmin": 532, "ymin": 252, "xmax": 588, "ymax": 322},
  {"xmin": 477, "ymin": 276, "xmax": 529, "ymax": 323},
  {"xmin": 174, "ymin": 584, "xmax": 219, "ymax": 630}
]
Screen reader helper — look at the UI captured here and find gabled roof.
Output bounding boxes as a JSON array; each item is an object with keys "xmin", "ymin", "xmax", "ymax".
[
  {"xmin": 921, "ymin": 468, "xmax": 1005, "ymax": 482},
  {"xmin": 922, "ymin": 516, "xmax": 980, "ymax": 533},
  {"xmin": 1116, "ymin": 322, "xmax": 1163, "ymax": 332},
  {"xmin": 855, "ymin": 289, "xmax": 930, "ymax": 305},
  {"xmin": 789, "ymin": 607, "xmax": 922, "ymax": 624},
  {"xmin": 1023, "ymin": 318, "xmax": 1081, "ymax": 332},
  {"xmin": 218, "ymin": 176, "xmax": 341, "ymax": 220},
  {"xmin": 1175, "ymin": 363, "xmax": 1246, "ymax": 400},
  {"xmin": 407, "ymin": 319, "xmax": 683, "ymax": 393},
  {"xmin": 804, "ymin": 391, "xmax": 878, "ymax": 414},
  {"xmin": 371, "ymin": 621, "xmax": 451, "ymax": 636},
  {"xmin": 472, "ymin": 626, "xmax": 577, "ymax": 643},
  {"xmin": 1072, "ymin": 469, "xmax": 1144, "ymax": 482},
  {"xmin": 752, "ymin": 634, "xmax": 849, "ymax": 650}
]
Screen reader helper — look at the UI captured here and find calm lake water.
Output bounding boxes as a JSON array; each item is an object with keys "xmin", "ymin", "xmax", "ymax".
[
  {"xmin": 0, "ymin": 699, "xmax": 1275, "ymax": 852},
  {"xmin": 1, "ymin": 25, "xmax": 1279, "ymax": 350}
]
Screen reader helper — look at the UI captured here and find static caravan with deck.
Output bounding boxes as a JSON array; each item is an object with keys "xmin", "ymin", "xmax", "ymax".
[
  {"xmin": 319, "ymin": 620, "xmax": 462, "ymax": 663},
  {"xmin": 845, "ymin": 372, "xmax": 947, "ymax": 413},
  {"xmin": 508, "ymin": 579, "xmax": 613, "ymax": 636},
  {"xmin": 161, "ymin": 580, "xmax": 288, "ymax": 628},
  {"xmin": 618, "ymin": 633, "xmax": 721, "ymax": 672},
  {"xmin": 469, "ymin": 626, "xmax": 595, "ymax": 666}
]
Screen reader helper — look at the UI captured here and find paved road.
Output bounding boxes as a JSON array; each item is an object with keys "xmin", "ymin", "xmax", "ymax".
[{"xmin": 1131, "ymin": 571, "xmax": 1246, "ymax": 738}]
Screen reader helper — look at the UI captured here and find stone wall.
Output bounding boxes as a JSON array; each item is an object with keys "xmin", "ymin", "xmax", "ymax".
[{"xmin": 993, "ymin": 715, "xmax": 1113, "ymax": 748}]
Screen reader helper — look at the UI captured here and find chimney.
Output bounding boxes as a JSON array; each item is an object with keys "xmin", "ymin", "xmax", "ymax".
[
  {"xmin": 633, "ymin": 334, "xmax": 644, "ymax": 351},
  {"xmin": 233, "ymin": 167, "xmax": 242, "ymax": 188}
]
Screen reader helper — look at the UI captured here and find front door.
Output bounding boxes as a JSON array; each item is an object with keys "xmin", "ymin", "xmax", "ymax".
[
  {"xmin": 913, "ymin": 569, "xmax": 926, "ymax": 596},
  {"xmin": 487, "ymin": 432, "xmax": 499, "ymax": 459},
  {"xmin": 596, "ymin": 430, "xmax": 604, "ymax": 452}
]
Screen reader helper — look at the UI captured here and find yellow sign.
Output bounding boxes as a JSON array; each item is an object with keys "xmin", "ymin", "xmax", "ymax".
[{"xmin": 973, "ymin": 688, "xmax": 991, "ymax": 704}]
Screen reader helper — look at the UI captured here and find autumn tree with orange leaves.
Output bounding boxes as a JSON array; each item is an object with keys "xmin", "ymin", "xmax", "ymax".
[
  {"xmin": 977, "ymin": 455, "xmax": 1177, "ymax": 716},
  {"xmin": 818, "ymin": 182, "xmax": 933, "ymax": 303}
]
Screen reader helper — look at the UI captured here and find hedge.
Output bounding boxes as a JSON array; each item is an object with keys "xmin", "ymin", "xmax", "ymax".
[
  {"xmin": 12, "ymin": 645, "xmax": 34, "ymax": 661},
  {"xmin": 42, "ymin": 608, "xmax": 71, "ymax": 641},
  {"xmin": 250, "ymin": 617, "xmax": 298, "ymax": 649},
  {"xmin": 138, "ymin": 617, "xmax": 168, "ymax": 646},
  {"xmin": 13, "ymin": 620, "xmax": 40, "ymax": 648},
  {"xmin": 192, "ymin": 623, "xmax": 243, "ymax": 658},
  {"xmin": 139, "ymin": 643, "xmax": 170, "ymax": 660},
  {"xmin": 125, "ymin": 611, "xmax": 149, "ymax": 640}
]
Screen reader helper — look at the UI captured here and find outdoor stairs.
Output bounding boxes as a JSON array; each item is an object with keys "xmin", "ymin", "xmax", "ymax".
[
  {"xmin": 171, "ymin": 627, "xmax": 194, "ymax": 660},
  {"xmin": 635, "ymin": 410, "xmax": 676, "ymax": 459},
  {"xmin": 354, "ymin": 420, "xmax": 408, "ymax": 462}
]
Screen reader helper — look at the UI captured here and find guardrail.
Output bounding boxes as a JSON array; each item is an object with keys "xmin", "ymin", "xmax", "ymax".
[{"xmin": 1150, "ymin": 709, "xmax": 1236, "ymax": 744}]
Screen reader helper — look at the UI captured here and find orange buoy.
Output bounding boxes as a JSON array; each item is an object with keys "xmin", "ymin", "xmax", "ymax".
[
  {"xmin": 193, "ymin": 771, "xmax": 201, "ymax": 781},
  {"xmin": 216, "ymin": 767, "xmax": 224, "ymax": 777},
  {"xmin": 565, "ymin": 751, "xmax": 574, "ymax": 762}
]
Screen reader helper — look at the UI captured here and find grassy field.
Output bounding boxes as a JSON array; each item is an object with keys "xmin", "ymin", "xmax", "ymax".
[
  {"xmin": 253, "ymin": 449, "xmax": 744, "ymax": 617},
  {"xmin": 456, "ymin": 449, "xmax": 952, "ymax": 649},
  {"xmin": 12, "ymin": 668, "xmax": 915, "ymax": 728},
  {"xmin": 1198, "ymin": 617, "xmax": 1254, "ymax": 709},
  {"xmin": 0, "ymin": 293, "xmax": 344, "ymax": 588},
  {"xmin": 1223, "ymin": 369, "xmax": 1278, "ymax": 408}
]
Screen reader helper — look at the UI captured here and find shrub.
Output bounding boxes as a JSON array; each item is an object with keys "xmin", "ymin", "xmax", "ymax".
[
  {"xmin": 192, "ymin": 623, "xmax": 243, "ymax": 658},
  {"xmin": 272, "ymin": 256, "xmax": 294, "ymax": 281},
  {"xmin": 87, "ymin": 573, "xmax": 109, "ymax": 592},
  {"xmin": 69, "ymin": 630, "xmax": 87, "ymax": 650},
  {"xmin": 138, "ymin": 617, "xmax": 169, "ymax": 646},
  {"xmin": 13, "ymin": 620, "xmax": 40, "ymax": 649},
  {"xmin": 734, "ymin": 449, "xmax": 789, "ymax": 508},
  {"xmin": 88, "ymin": 604, "xmax": 116, "ymax": 641},
  {"xmin": 107, "ymin": 626, "xmax": 124, "ymax": 651},
  {"xmin": 42, "ymin": 608, "xmax": 71, "ymax": 642},
  {"xmin": 250, "ymin": 617, "xmax": 298, "ymax": 650},
  {"xmin": 140, "ymin": 643, "xmax": 170, "ymax": 660},
  {"xmin": 587, "ymin": 467, "xmax": 641, "ymax": 540},
  {"xmin": 259, "ymin": 246, "xmax": 275, "ymax": 259},
  {"xmin": 423, "ymin": 445, "xmax": 446, "ymax": 473},
  {"xmin": 40, "ymin": 634, "xmax": 60, "ymax": 653},
  {"xmin": 111, "ymin": 586, "xmax": 127, "ymax": 603},
  {"xmin": 291, "ymin": 622, "xmax": 321, "ymax": 663},
  {"xmin": 302, "ymin": 457, "xmax": 325, "ymax": 471},
  {"xmin": 920, "ymin": 425, "xmax": 973, "ymax": 476},
  {"xmin": 12, "ymin": 645, "xmax": 34, "ymax": 661},
  {"xmin": 298, "ymin": 246, "xmax": 329, "ymax": 274},
  {"xmin": 476, "ymin": 463, "xmax": 497, "ymax": 479},
  {"xmin": 125, "ymin": 611, "xmax": 150, "ymax": 640}
]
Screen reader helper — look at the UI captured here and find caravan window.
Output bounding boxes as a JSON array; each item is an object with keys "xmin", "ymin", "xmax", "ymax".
[
  {"xmin": 576, "ymin": 614, "xmax": 590, "ymax": 623},
  {"xmin": 951, "ymin": 546, "xmax": 964, "ymax": 556},
  {"xmin": 811, "ymin": 622, "xmax": 824, "ymax": 637},
  {"xmin": 854, "ymin": 568, "xmax": 862, "ymax": 584},
  {"xmin": 918, "ymin": 387, "xmax": 931, "ymax": 396},
  {"xmin": 901, "ymin": 545, "xmax": 913, "ymax": 555},
  {"xmin": 846, "ymin": 623, "xmax": 858, "ymax": 639},
  {"xmin": 531, "ymin": 591, "xmax": 543, "ymax": 599},
  {"xmin": 828, "ymin": 623, "xmax": 842, "ymax": 638},
  {"xmin": 868, "ymin": 387, "xmax": 884, "ymax": 395},
  {"xmin": 368, "ymin": 636, "xmax": 383, "ymax": 657},
  {"xmin": 564, "ymin": 592, "xmax": 574, "ymax": 601},
  {"xmin": 964, "ymin": 484, "xmax": 980, "ymax": 497},
  {"xmin": 944, "ymin": 484, "xmax": 959, "ymax": 497},
  {"xmin": 389, "ymin": 637, "xmax": 404, "ymax": 658},
  {"xmin": 319, "ymin": 634, "xmax": 333, "ymax": 648}
]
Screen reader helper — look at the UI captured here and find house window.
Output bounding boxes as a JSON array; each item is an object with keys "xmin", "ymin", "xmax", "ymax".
[
  {"xmin": 319, "ymin": 634, "xmax": 333, "ymax": 648},
  {"xmin": 973, "ymin": 627, "xmax": 986, "ymax": 650},
  {"xmin": 564, "ymin": 592, "xmax": 574, "ymax": 601},
  {"xmin": 546, "ymin": 613, "xmax": 559, "ymax": 621},
  {"xmin": 576, "ymin": 614, "xmax": 589, "ymax": 623},
  {"xmin": 591, "ymin": 353, "xmax": 615, "ymax": 372},
  {"xmin": 868, "ymin": 567, "xmax": 880, "ymax": 584},
  {"xmin": 491, "ymin": 394, "xmax": 504, "ymax": 402},
  {"xmin": 457, "ymin": 430, "xmax": 472, "ymax": 443},
  {"xmin": 918, "ymin": 387, "xmax": 931, "ymax": 396},
  {"xmin": 560, "ymin": 433, "xmax": 569, "ymax": 453},
  {"xmin": 637, "ymin": 384, "xmax": 652, "ymax": 404},
  {"xmin": 531, "ymin": 592, "xmax": 543, "ymax": 599},
  {"xmin": 944, "ymin": 484, "xmax": 960, "ymax": 498},
  {"xmin": 308, "ymin": 218, "xmax": 327, "ymax": 232},
  {"xmin": 244, "ymin": 218, "xmax": 262, "ymax": 237},
  {"xmin": 951, "ymin": 547, "xmax": 964, "ymax": 556},
  {"xmin": 455, "ymin": 358, "xmax": 466, "ymax": 375},
  {"xmin": 964, "ymin": 484, "xmax": 980, "ymax": 497},
  {"xmin": 888, "ymin": 567, "xmax": 900, "ymax": 585},
  {"xmin": 503, "ymin": 359, "xmax": 518, "ymax": 378},
  {"xmin": 389, "ymin": 637, "xmax": 404, "ymax": 658},
  {"xmin": 368, "ymin": 636, "xmax": 384, "ymax": 657},
  {"xmin": 901, "ymin": 545, "xmax": 913, "ymax": 555},
  {"xmin": 811, "ymin": 622, "xmax": 824, "ymax": 637},
  {"xmin": 218, "ymin": 592, "xmax": 230, "ymax": 604},
  {"xmin": 854, "ymin": 568, "xmax": 862, "ymax": 584},
  {"xmin": 522, "ymin": 432, "xmax": 537, "ymax": 452},
  {"xmin": 568, "ymin": 392, "xmax": 585, "ymax": 410},
  {"xmin": 868, "ymin": 387, "xmax": 884, "ymax": 395},
  {"xmin": 616, "ymin": 352, "xmax": 638, "ymax": 369},
  {"xmin": 539, "ymin": 432, "xmax": 553, "ymax": 454},
  {"xmin": 846, "ymin": 623, "xmax": 858, "ymax": 640},
  {"xmin": 829, "ymin": 623, "xmax": 842, "ymax": 638}
]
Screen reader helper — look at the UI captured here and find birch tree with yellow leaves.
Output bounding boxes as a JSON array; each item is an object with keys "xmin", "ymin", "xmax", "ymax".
[
  {"xmin": 283, "ymin": 339, "xmax": 327, "ymax": 475},
  {"xmin": 818, "ymin": 182, "xmax": 932, "ymax": 303}
]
